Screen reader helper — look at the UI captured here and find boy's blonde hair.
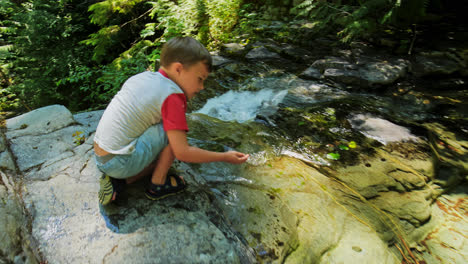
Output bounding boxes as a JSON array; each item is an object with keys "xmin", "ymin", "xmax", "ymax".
[{"xmin": 160, "ymin": 37, "xmax": 212, "ymax": 72}]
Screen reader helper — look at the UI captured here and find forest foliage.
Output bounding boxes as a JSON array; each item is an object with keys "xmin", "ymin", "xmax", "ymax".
[{"xmin": 0, "ymin": 0, "xmax": 450, "ymax": 113}]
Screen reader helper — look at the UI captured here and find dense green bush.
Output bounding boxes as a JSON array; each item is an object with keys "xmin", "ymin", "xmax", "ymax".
[
  {"xmin": 3, "ymin": 0, "xmax": 100, "ymax": 111},
  {"xmin": 1, "ymin": 1, "xmax": 20, "ymax": 112},
  {"xmin": 293, "ymin": 0, "xmax": 437, "ymax": 42},
  {"xmin": 1, "ymin": 0, "xmax": 252, "ymax": 112},
  {"xmin": 0, "ymin": 0, "xmax": 457, "ymax": 114}
]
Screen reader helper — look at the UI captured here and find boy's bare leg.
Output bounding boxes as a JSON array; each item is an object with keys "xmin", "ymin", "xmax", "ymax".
[
  {"xmin": 151, "ymin": 145, "xmax": 176, "ymax": 185},
  {"xmin": 125, "ymin": 161, "xmax": 157, "ymax": 184},
  {"xmin": 109, "ymin": 150, "xmax": 168, "ymax": 201},
  {"xmin": 126, "ymin": 145, "xmax": 177, "ymax": 187}
]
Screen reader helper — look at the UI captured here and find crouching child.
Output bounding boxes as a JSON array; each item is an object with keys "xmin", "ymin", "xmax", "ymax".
[{"xmin": 94, "ymin": 36, "xmax": 249, "ymax": 205}]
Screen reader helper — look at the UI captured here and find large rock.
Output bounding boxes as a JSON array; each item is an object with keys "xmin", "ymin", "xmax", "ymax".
[
  {"xmin": 0, "ymin": 171, "xmax": 38, "ymax": 264},
  {"xmin": 4, "ymin": 106, "xmax": 257, "ymax": 263},
  {"xmin": 0, "ymin": 135, "xmax": 15, "ymax": 171},
  {"xmin": 413, "ymin": 51, "xmax": 463, "ymax": 77},
  {"xmin": 312, "ymin": 56, "xmax": 355, "ymax": 71},
  {"xmin": 308, "ymin": 56, "xmax": 409, "ymax": 87},
  {"xmin": 359, "ymin": 59, "xmax": 408, "ymax": 85},
  {"xmin": 241, "ymin": 157, "xmax": 401, "ymax": 263},
  {"xmin": 6, "ymin": 105, "xmax": 75, "ymax": 139},
  {"xmin": 246, "ymin": 46, "xmax": 282, "ymax": 60},
  {"xmin": 279, "ymin": 80, "xmax": 349, "ymax": 108},
  {"xmin": 424, "ymin": 122, "xmax": 468, "ymax": 179},
  {"xmin": 415, "ymin": 187, "xmax": 468, "ymax": 264},
  {"xmin": 9, "ymin": 125, "xmax": 86, "ymax": 172},
  {"xmin": 1, "ymin": 98, "xmax": 466, "ymax": 264},
  {"xmin": 23, "ymin": 172, "xmax": 251, "ymax": 263}
]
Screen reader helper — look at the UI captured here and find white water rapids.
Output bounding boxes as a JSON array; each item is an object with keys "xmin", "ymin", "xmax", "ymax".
[{"xmin": 196, "ymin": 89, "xmax": 288, "ymax": 123}]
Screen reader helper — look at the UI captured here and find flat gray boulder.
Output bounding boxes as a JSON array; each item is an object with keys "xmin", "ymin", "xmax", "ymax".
[
  {"xmin": 309, "ymin": 56, "xmax": 409, "ymax": 87},
  {"xmin": 6, "ymin": 105, "xmax": 75, "ymax": 139},
  {"xmin": 3, "ymin": 105, "xmax": 256, "ymax": 264},
  {"xmin": 246, "ymin": 46, "xmax": 281, "ymax": 60}
]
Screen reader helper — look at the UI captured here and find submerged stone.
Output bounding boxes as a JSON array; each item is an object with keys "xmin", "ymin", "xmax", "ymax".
[{"xmin": 349, "ymin": 114, "xmax": 419, "ymax": 145}]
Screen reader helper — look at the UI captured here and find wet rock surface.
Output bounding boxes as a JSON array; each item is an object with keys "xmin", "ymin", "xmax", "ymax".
[{"xmin": 1, "ymin": 34, "xmax": 467, "ymax": 263}]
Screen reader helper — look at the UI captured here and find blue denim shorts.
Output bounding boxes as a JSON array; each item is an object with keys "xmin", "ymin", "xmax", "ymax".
[{"xmin": 95, "ymin": 123, "xmax": 168, "ymax": 179}]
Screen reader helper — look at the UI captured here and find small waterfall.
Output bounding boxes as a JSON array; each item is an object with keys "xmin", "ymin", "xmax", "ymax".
[{"xmin": 196, "ymin": 89, "xmax": 288, "ymax": 123}]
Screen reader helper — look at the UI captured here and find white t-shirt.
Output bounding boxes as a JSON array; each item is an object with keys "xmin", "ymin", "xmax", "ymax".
[{"xmin": 94, "ymin": 71, "xmax": 186, "ymax": 154}]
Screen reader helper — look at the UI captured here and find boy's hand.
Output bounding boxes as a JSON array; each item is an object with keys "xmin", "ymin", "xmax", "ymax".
[{"xmin": 224, "ymin": 151, "xmax": 249, "ymax": 164}]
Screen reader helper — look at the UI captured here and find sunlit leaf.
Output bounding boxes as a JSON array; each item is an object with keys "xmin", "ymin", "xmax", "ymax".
[
  {"xmin": 327, "ymin": 153, "xmax": 340, "ymax": 160},
  {"xmin": 348, "ymin": 141, "xmax": 357, "ymax": 148},
  {"xmin": 339, "ymin": 145, "xmax": 349, "ymax": 150}
]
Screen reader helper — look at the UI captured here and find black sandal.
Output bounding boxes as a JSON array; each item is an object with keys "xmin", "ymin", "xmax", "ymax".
[
  {"xmin": 145, "ymin": 174, "xmax": 187, "ymax": 201},
  {"xmin": 99, "ymin": 174, "xmax": 126, "ymax": 205}
]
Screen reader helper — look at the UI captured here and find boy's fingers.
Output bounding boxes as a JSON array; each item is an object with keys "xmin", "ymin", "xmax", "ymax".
[
  {"xmin": 237, "ymin": 153, "xmax": 249, "ymax": 162},
  {"xmin": 235, "ymin": 152, "xmax": 248, "ymax": 158},
  {"xmin": 227, "ymin": 151, "xmax": 249, "ymax": 163}
]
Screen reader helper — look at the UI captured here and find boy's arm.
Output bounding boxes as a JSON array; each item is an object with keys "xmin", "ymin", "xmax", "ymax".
[{"xmin": 167, "ymin": 130, "xmax": 249, "ymax": 164}]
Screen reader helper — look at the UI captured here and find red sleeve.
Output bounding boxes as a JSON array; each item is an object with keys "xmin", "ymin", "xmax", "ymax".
[{"xmin": 161, "ymin": 93, "xmax": 189, "ymax": 132}]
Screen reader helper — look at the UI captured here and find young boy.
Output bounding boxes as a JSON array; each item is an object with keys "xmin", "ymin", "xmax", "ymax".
[{"xmin": 94, "ymin": 37, "xmax": 249, "ymax": 205}]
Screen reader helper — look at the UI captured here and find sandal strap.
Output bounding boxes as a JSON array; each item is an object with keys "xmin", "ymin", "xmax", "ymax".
[
  {"xmin": 148, "ymin": 175, "xmax": 186, "ymax": 193},
  {"xmin": 169, "ymin": 174, "xmax": 186, "ymax": 187}
]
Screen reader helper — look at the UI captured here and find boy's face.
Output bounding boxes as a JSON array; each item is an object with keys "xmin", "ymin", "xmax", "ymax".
[{"xmin": 176, "ymin": 61, "xmax": 209, "ymax": 100}]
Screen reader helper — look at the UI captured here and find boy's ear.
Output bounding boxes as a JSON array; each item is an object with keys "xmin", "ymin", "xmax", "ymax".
[{"xmin": 173, "ymin": 62, "xmax": 184, "ymax": 74}]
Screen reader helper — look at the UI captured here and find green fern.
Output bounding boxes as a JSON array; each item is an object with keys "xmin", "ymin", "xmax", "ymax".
[
  {"xmin": 89, "ymin": 0, "xmax": 146, "ymax": 26},
  {"xmin": 0, "ymin": 44, "xmax": 13, "ymax": 53},
  {"xmin": 293, "ymin": 0, "xmax": 319, "ymax": 17},
  {"xmin": 81, "ymin": 25, "xmax": 120, "ymax": 62},
  {"xmin": 384, "ymin": 0, "xmax": 430, "ymax": 25},
  {"xmin": 294, "ymin": 0, "xmax": 432, "ymax": 42}
]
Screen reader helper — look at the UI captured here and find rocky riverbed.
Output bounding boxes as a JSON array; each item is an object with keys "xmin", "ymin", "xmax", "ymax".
[{"xmin": 1, "ymin": 34, "xmax": 467, "ymax": 263}]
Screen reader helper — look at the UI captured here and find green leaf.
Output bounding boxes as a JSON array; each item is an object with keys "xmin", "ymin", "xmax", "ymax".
[
  {"xmin": 348, "ymin": 141, "xmax": 357, "ymax": 149},
  {"xmin": 339, "ymin": 145, "xmax": 349, "ymax": 150},
  {"xmin": 326, "ymin": 153, "xmax": 341, "ymax": 160}
]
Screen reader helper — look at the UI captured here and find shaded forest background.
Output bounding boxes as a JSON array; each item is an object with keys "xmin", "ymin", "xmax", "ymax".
[{"xmin": 0, "ymin": 0, "xmax": 465, "ymax": 115}]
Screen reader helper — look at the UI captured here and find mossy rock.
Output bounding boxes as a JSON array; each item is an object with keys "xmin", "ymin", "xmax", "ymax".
[{"xmin": 187, "ymin": 113, "xmax": 284, "ymax": 156}]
